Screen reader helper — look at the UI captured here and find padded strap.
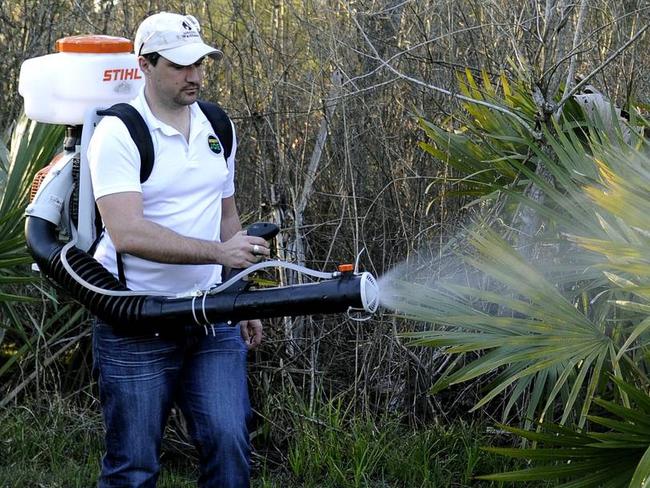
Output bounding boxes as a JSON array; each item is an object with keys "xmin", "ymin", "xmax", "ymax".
[
  {"xmin": 97, "ymin": 103, "xmax": 153, "ymax": 287},
  {"xmin": 97, "ymin": 104, "xmax": 154, "ymax": 183}
]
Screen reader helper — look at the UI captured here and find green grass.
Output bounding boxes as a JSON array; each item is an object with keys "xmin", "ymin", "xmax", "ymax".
[
  {"xmin": 0, "ymin": 399, "xmax": 197, "ymax": 487},
  {"xmin": 0, "ymin": 396, "xmax": 546, "ymax": 487},
  {"xmin": 268, "ymin": 401, "xmax": 545, "ymax": 488}
]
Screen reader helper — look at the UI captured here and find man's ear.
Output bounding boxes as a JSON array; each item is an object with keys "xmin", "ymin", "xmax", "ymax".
[{"xmin": 138, "ymin": 56, "xmax": 151, "ymax": 75}]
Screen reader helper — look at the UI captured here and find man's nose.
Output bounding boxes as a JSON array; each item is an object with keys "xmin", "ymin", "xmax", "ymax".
[{"xmin": 185, "ymin": 65, "xmax": 201, "ymax": 82}]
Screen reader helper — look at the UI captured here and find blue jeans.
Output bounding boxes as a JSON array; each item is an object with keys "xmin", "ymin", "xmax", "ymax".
[{"xmin": 92, "ymin": 320, "xmax": 251, "ymax": 487}]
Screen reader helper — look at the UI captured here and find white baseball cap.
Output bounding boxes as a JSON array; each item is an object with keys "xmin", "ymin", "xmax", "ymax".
[{"xmin": 134, "ymin": 12, "xmax": 223, "ymax": 66}]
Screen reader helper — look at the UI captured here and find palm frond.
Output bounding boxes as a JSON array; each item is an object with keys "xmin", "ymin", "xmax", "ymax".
[{"xmin": 478, "ymin": 377, "xmax": 650, "ymax": 486}]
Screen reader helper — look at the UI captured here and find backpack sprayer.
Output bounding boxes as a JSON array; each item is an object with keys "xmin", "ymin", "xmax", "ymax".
[{"xmin": 18, "ymin": 35, "xmax": 379, "ymax": 336}]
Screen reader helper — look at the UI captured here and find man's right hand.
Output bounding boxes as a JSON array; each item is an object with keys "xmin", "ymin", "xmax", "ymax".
[{"xmin": 218, "ymin": 230, "xmax": 270, "ymax": 269}]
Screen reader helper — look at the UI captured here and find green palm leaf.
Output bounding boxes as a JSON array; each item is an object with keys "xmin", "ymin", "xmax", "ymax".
[
  {"xmin": 478, "ymin": 378, "xmax": 650, "ymax": 486},
  {"xmin": 0, "ymin": 114, "xmax": 65, "ymax": 365}
]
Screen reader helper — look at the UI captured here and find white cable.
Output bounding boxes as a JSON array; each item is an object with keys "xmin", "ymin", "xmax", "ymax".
[
  {"xmin": 347, "ymin": 307, "xmax": 373, "ymax": 322},
  {"xmin": 207, "ymin": 260, "xmax": 336, "ymax": 295},
  {"xmin": 202, "ymin": 293, "xmax": 210, "ymax": 324},
  {"xmin": 354, "ymin": 248, "xmax": 366, "ymax": 274},
  {"xmin": 59, "ymin": 238, "xmax": 176, "ymax": 297},
  {"xmin": 191, "ymin": 294, "xmax": 210, "ymax": 333},
  {"xmin": 191, "ymin": 294, "xmax": 201, "ymax": 325},
  {"xmin": 59, "ymin": 241, "xmax": 335, "ymax": 298}
]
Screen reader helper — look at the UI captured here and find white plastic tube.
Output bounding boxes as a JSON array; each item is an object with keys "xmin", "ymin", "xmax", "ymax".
[{"xmin": 59, "ymin": 239, "xmax": 339, "ymax": 299}]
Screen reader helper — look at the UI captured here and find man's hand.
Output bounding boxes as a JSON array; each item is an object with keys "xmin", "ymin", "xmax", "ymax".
[
  {"xmin": 219, "ymin": 231, "xmax": 270, "ymax": 269},
  {"xmin": 240, "ymin": 319, "xmax": 263, "ymax": 349}
]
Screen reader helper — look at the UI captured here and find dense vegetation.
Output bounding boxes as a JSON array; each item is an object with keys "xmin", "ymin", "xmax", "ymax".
[{"xmin": 1, "ymin": 0, "xmax": 649, "ymax": 485}]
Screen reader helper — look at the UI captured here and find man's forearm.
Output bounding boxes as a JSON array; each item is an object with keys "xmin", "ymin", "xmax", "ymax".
[
  {"xmin": 97, "ymin": 193, "xmax": 268, "ymax": 269},
  {"xmin": 113, "ymin": 217, "xmax": 225, "ymax": 265}
]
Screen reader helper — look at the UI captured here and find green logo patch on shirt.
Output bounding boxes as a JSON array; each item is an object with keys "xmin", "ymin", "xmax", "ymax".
[{"xmin": 208, "ymin": 135, "xmax": 222, "ymax": 154}]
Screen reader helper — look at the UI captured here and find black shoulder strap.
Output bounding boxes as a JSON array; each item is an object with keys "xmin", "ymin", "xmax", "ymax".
[
  {"xmin": 97, "ymin": 104, "xmax": 155, "ymax": 183},
  {"xmin": 197, "ymin": 100, "xmax": 233, "ymax": 160},
  {"xmin": 96, "ymin": 103, "xmax": 155, "ymax": 286}
]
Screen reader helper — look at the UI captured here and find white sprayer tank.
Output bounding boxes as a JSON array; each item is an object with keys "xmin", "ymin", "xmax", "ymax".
[{"xmin": 19, "ymin": 35, "xmax": 144, "ymax": 125}]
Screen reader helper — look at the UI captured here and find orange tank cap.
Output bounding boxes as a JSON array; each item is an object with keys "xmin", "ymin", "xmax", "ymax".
[
  {"xmin": 337, "ymin": 264, "xmax": 354, "ymax": 273},
  {"xmin": 56, "ymin": 35, "xmax": 133, "ymax": 54}
]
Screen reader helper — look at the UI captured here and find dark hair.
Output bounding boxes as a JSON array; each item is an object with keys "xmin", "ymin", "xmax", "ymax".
[{"xmin": 142, "ymin": 52, "xmax": 161, "ymax": 66}]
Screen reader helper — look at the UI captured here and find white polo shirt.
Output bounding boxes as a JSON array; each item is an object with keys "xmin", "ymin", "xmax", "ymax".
[{"xmin": 87, "ymin": 89, "xmax": 237, "ymax": 294}]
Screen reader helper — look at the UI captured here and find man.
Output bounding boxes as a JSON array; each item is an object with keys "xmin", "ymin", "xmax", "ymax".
[{"xmin": 87, "ymin": 12, "xmax": 268, "ymax": 487}]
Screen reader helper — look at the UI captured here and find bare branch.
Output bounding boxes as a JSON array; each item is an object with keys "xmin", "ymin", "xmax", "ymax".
[
  {"xmin": 346, "ymin": 4, "xmax": 539, "ymax": 137},
  {"xmin": 560, "ymin": 0, "xmax": 588, "ymax": 101},
  {"xmin": 556, "ymin": 23, "xmax": 649, "ymax": 112},
  {"xmin": 342, "ymin": 23, "xmax": 497, "ymax": 89}
]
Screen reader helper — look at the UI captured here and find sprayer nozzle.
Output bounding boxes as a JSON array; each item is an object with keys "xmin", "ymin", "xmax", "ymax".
[{"xmin": 360, "ymin": 272, "xmax": 380, "ymax": 313}]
